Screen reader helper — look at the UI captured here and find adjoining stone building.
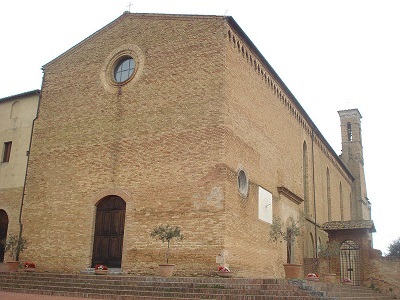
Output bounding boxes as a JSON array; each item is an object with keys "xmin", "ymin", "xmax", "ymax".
[
  {"xmin": 0, "ymin": 90, "xmax": 40, "ymax": 262},
  {"xmin": 0, "ymin": 13, "xmax": 374, "ymax": 280}
]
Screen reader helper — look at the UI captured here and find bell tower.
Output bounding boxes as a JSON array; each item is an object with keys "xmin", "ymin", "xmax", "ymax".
[{"xmin": 338, "ymin": 109, "xmax": 371, "ymax": 220}]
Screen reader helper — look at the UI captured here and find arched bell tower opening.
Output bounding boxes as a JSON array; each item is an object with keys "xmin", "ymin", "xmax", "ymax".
[{"xmin": 91, "ymin": 195, "xmax": 126, "ymax": 268}]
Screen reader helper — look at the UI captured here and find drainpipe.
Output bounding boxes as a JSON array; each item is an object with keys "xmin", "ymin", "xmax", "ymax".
[
  {"xmin": 311, "ymin": 131, "xmax": 318, "ymax": 258},
  {"xmin": 16, "ymin": 89, "xmax": 41, "ymax": 261}
]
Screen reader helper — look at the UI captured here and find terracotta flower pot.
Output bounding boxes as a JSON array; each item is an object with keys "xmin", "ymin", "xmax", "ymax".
[
  {"xmin": 283, "ymin": 263, "xmax": 302, "ymax": 279},
  {"xmin": 95, "ymin": 269, "xmax": 109, "ymax": 275},
  {"xmin": 217, "ymin": 271, "xmax": 234, "ymax": 277},
  {"xmin": 159, "ymin": 264, "xmax": 175, "ymax": 277},
  {"xmin": 322, "ymin": 273, "xmax": 337, "ymax": 283},
  {"xmin": 305, "ymin": 277, "xmax": 319, "ymax": 282}
]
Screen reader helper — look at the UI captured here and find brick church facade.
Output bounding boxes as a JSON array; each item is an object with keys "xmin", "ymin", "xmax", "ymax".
[{"xmin": 1, "ymin": 13, "xmax": 373, "ymax": 280}]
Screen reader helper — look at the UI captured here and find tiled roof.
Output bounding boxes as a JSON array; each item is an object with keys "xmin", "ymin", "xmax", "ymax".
[
  {"xmin": 322, "ymin": 220, "xmax": 376, "ymax": 232},
  {"xmin": 0, "ymin": 90, "xmax": 40, "ymax": 103}
]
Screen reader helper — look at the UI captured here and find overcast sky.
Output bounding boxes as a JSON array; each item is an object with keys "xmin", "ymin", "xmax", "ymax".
[{"xmin": 1, "ymin": 0, "xmax": 399, "ymax": 254}]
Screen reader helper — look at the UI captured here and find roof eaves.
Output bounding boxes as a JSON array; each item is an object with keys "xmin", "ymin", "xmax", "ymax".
[
  {"xmin": 322, "ymin": 220, "xmax": 376, "ymax": 232},
  {"xmin": 0, "ymin": 90, "xmax": 41, "ymax": 103},
  {"xmin": 42, "ymin": 12, "xmax": 226, "ymax": 71}
]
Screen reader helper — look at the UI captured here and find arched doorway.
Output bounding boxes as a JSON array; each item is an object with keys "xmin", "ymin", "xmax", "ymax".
[
  {"xmin": 340, "ymin": 240, "xmax": 361, "ymax": 285},
  {"xmin": 91, "ymin": 196, "xmax": 126, "ymax": 268},
  {"xmin": 0, "ymin": 210, "xmax": 9, "ymax": 262}
]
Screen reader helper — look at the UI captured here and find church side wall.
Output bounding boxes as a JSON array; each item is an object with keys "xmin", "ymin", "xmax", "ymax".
[
  {"xmin": 222, "ymin": 25, "xmax": 353, "ymax": 277},
  {"xmin": 22, "ymin": 15, "xmax": 228, "ymax": 274}
]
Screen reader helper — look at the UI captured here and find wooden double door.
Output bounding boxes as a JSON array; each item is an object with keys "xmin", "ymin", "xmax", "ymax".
[{"xmin": 91, "ymin": 196, "xmax": 126, "ymax": 268}]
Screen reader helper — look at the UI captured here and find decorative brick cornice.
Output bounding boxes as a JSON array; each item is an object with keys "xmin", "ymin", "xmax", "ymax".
[
  {"xmin": 277, "ymin": 186, "xmax": 303, "ymax": 205},
  {"xmin": 226, "ymin": 21, "xmax": 353, "ymax": 182}
]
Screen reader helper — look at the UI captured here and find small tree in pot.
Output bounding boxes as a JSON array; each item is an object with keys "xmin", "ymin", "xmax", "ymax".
[
  {"xmin": 318, "ymin": 241, "xmax": 341, "ymax": 283},
  {"xmin": 151, "ymin": 224, "xmax": 184, "ymax": 277},
  {"xmin": 270, "ymin": 217, "xmax": 302, "ymax": 278},
  {"xmin": 1, "ymin": 235, "xmax": 28, "ymax": 272}
]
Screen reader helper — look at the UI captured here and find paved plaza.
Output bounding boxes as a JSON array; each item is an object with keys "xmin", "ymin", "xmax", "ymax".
[{"xmin": 0, "ymin": 291, "xmax": 97, "ymax": 300}]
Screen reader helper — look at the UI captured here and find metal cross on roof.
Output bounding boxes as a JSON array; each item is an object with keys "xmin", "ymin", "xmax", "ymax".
[{"xmin": 127, "ymin": 2, "xmax": 133, "ymax": 12}]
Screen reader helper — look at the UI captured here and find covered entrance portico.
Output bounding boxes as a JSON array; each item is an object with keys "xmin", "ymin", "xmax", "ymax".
[{"xmin": 322, "ymin": 220, "xmax": 376, "ymax": 285}]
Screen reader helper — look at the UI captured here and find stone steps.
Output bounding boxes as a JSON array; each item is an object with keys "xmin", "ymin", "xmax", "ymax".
[
  {"xmin": 300, "ymin": 280, "xmax": 394, "ymax": 300},
  {"xmin": 0, "ymin": 272, "xmax": 394, "ymax": 300},
  {"xmin": 0, "ymin": 272, "xmax": 318, "ymax": 300}
]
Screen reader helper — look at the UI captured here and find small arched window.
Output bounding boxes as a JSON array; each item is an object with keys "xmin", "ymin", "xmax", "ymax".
[
  {"xmin": 326, "ymin": 168, "xmax": 332, "ymax": 221},
  {"xmin": 303, "ymin": 141, "xmax": 309, "ymax": 216},
  {"xmin": 347, "ymin": 122, "xmax": 353, "ymax": 141},
  {"xmin": 340, "ymin": 182, "xmax": 344, "ymax": 220},
  {"xmin": 237, "ymin": 169, "xmax": 249, "ymax": 197},
  {"xmin": 10, "ymin": 101, "xmax": 20, "ymax": 119}
]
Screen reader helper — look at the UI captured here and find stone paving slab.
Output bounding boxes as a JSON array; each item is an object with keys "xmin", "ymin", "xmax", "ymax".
[{"xmin": 0, "ymin": 291, "xmax": 98, "ymax": 300}]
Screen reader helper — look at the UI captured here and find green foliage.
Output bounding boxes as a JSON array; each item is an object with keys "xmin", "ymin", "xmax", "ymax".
[
  {"xmin": 269, "ymin": 217, "xmax": 300, "ymax": 263},
  {"xmin": 318, "ymin": 241, "xmax": 340, "ymax": 273},
  {"xmin": 269, "ymin": 218, "xmax": 300, "ymax": 243},
  {"xmin": 386, "ymin": 237, "xmax": 400, "ymax": 257},
  {"xmin": 370, "ymin": 283, "xmax": 375, "ymax": 290},
  {"xmin": 1, "ymin": 235, "xmax": 28, "ymax": 261},
  {"xmin": 318, "ymin": 241, "xmax": 341, "ymax": 258},
  {"xmin": 151, "ymin": 224, "xmax": 184, "ymax": 244},
  {"xmin": 151, "ymin": 224, "xmax": 184, "ymax": 264}
]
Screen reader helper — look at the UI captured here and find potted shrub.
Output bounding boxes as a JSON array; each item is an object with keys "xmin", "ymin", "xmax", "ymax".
[
  {"xmin": 318, "ymin": 241, "xmax": 340, "ymax": 283},
  {"xmin": 1, "ymin": 235, "xmax": 27, "ymax": 272},
  {"xmin": 269, "ymin": 217, "xmax": 302, "ymax": 278},
  {"xmin": 151, "ymin": 224, "xmax": 184, "ymax": 277}
]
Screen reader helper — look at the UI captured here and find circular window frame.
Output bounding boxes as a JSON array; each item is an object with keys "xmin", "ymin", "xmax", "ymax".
[
  {"xmin": 113, "ymin": 55, "xmax": 137, "ymax": 84},
  {"xmin": 237, "ymin": 168, "xmax": 249, "ymax": 198},
  {"xmin": 100, "ymin": 44, "xmax": 145, "ymax": 93}
]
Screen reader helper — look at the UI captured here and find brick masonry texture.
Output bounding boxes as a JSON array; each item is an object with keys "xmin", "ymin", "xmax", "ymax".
[
  {"xmin": 0, "ymin": 187, "xmax": 23, "ymax": 240},
  {"xmin": 21, "ymin": 13, "xmax": 355, "ymax": 277}
]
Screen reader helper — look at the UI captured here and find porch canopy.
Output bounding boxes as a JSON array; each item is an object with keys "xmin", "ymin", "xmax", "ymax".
[{"xmin": 322, "ymin": 220, "xmax": 376, "ymax": 233}]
